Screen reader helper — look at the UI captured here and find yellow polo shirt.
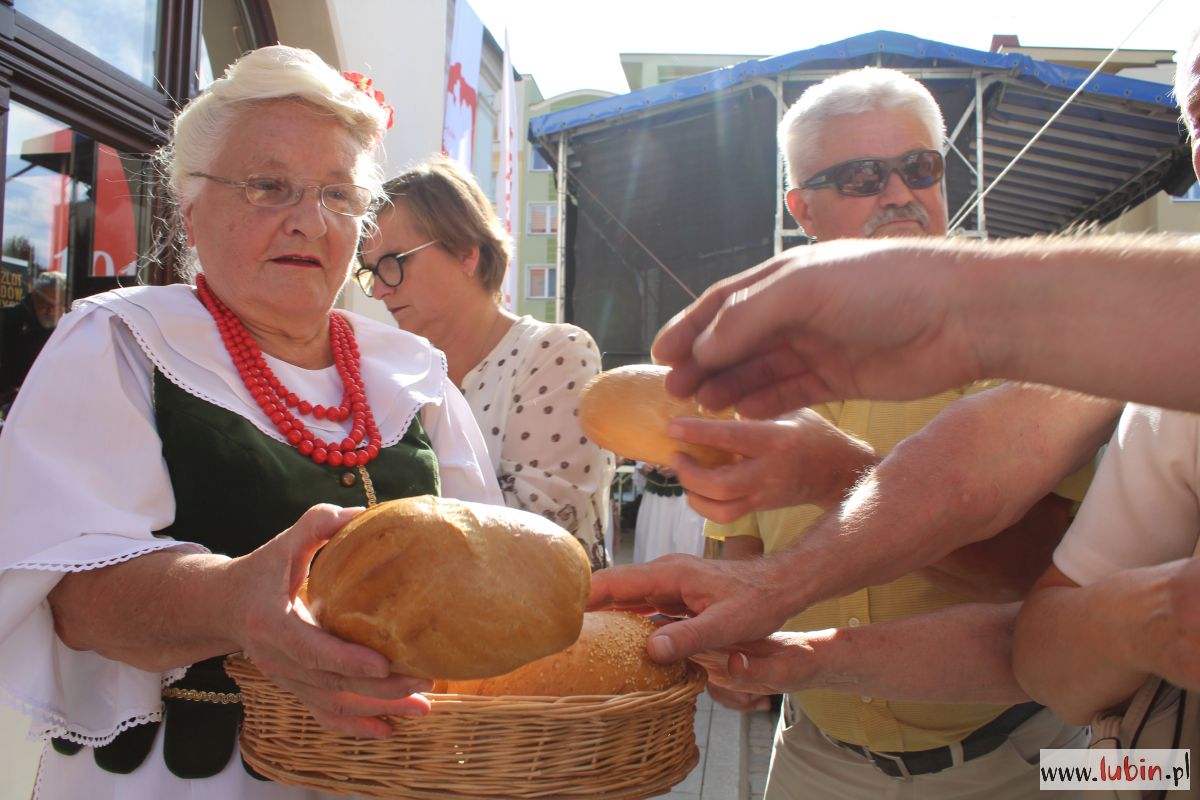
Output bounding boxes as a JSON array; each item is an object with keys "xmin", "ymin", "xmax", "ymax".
[{"xmin": 706, "ymin": 385, "xmax": 1092, "ymax": 752}]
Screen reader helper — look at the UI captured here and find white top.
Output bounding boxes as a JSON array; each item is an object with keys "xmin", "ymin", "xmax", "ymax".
[
  {"xmin": 462, "ymin": 316, "xmax": 614, "ymax": 568},
  {"xmin": 633, "ymin": 492, "xmax": 708, "ymax": 563},
  {"xmin": 0, "ymin": 283, "xmax": 500, "ymax": 747},
  {"xmin": 1054, "ymin": 404, "xmax": 1200, "ymax": 585}
]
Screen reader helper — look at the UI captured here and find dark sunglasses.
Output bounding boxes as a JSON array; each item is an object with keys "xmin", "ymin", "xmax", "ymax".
[
  {"xmin": 801, "ymin": 149, "xmax": 944, "ymax": 197},
  {"xmin": 353, "ymin": 240, "xmax": 438, "ymax": 297}
]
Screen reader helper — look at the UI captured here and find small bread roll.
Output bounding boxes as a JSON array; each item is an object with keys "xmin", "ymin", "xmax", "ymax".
[
  {"xmin": 579, "ymin": 364, "xmax": 736, "ymax": 468},
  {"xmin": 440, "ymin": 611, "xmax": 687, "ymax": 696},
  {"xmin": 306, "ymin": 495, "xmax": 591, "ymax": 680}
]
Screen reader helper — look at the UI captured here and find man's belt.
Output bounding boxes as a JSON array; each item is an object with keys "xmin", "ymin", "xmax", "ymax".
[{"xmin": 831, "ymin": 701, "xmax": 1044, "ymax": 779}]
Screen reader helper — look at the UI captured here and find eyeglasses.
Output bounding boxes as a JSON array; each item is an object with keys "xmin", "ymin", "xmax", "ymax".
[
  {"xmin": 353, "ymin": 240, "xmax": 439, "ymax": 296},
  {"xmin": 800, "ymin": 149, "xmax": 944, "ymax": 197},
  {"xmin": 190, "ymin": 172, "xmax": 378, "ymax": 217}
]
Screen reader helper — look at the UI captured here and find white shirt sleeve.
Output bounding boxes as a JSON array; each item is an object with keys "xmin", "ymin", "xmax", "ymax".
[
  {"xmin": 1053, "ymin": 404, "xmax": 1200, "ymax": 586},
  {"xmin": 0, "ymin": 307, "xmax": 202, "ymax": 745},
  {"xmin": 423, "ymin": 379, "xmax": 503, "ymax": 506}
]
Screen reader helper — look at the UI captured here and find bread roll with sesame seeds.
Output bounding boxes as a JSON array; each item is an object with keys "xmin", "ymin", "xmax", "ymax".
[
  {"xmin": 439, "ymin": 611, "xmax": 687, "ymax": 696},
  {"xmin": 306, "ymin": 495, "xmax": 591, "ymax": 680},
  {"xmin": 578, "ymin": 364, "xmax": 737, "ymax": 468}
]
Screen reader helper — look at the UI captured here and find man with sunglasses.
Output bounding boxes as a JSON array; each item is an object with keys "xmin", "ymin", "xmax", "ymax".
[{"xmin": 592, "ymin": 68, "xmax": 1105, "ymax": 799}]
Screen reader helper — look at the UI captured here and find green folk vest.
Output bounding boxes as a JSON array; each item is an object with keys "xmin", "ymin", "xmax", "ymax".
[{"xmin": 52, "ymin": 369, "xmax": 441, "ymax": 779}]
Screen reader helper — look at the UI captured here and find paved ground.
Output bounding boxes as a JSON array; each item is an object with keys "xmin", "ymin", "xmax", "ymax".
[{"xmin": 647, "ymin": 696, "xmax": 776, "ymax": 800}]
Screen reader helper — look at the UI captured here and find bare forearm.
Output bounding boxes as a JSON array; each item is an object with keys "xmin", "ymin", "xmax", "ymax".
[
  {"xmin": 966, "ymin": 236, "xmax": 1200, "ymax": 412},
  {"xmin": 801, "ymin": 602, "xmax": 1028, "ymax": 703},
  {"xmin": 787, "ymin": 411, "xmax": 878, "ymax": 509},
  {"xmin": 771, "ymin": 386, "xmax": 1117, "ymax": 610},
  {"xmin": 918, "ymin": 493, "xmax": 1072, "ymax": 602},
  {"xmin": 1014, "ymin": 566, "xmax": 1169, "ymax": 724},
  {"xmin": 49, "ymin": 551, "xmax": 244, "ymax": 672}
]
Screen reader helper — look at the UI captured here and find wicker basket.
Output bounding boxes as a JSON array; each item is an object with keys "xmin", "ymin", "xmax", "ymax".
[{"xmin": 224, "ymin": 655, "xmax": 705, "ymax": 799}]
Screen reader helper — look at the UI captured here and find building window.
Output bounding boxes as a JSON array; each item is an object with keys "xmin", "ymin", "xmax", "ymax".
[
  {"xmin": 529, "ymin": 147, "xmax": 551, "ymax": 172},
  {"xmin": 0, "ymin": 0, "xmax": 278, "ymax": 419},
  {"xmin": 1, "ymin": 102, "xmax": 156, "ymax": 408},
  {"xmin": 5, "ymin": 103, "xmax": 155, "ymax": 285},
  {"xmin": 527, "ymin": 202, "xmax": 558, "ymax": 235},
  {"xmin": 527, "ymin": 266, "xmax": 556, "ymax": 299},
  {"xmin": 19, "ymin": 0, "xmax": 160, "ymax": 87},
  {"xmin": 4, "ymin": 104, "xmax": 74, "ymax": 280},
  {"xmin": 1171, "ymin": 182, "xmax": 1200, "ymax": 202},
  {"xmin": 198, "ymin": 0, "xmax": 264, "ymax": 89}
]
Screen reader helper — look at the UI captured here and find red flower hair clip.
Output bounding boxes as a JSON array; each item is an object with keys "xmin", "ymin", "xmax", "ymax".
[{"xmin": 343, "ymin": 71, "xmax": 395, "ymax": 130}]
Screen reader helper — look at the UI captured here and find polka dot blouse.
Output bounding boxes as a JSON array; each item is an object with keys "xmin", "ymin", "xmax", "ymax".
[{"xmin": 462, "ymin": 316, "xmax": 614, "ymax": 570}]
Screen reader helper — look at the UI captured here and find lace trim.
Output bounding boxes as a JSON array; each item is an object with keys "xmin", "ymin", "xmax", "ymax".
[
  {"xmin": 99, "ymin": 292, "xmax": 446, "ymax": 450},
  {"xmin": 32, "ymin": 748, "xmax": 44, "ymax": 800},
  {"xmin": 0, "ymin": 659, "xmax": 184, "ymax": 748},
  {"xmin": 0, "ymin": 683, "xmax": 164, "ymax": 748},
  {"xmin": 1, "ymin": 668, "xmax": 185, "ymax": 747},
  {"xmin": 102, "ymin": 293, "xmax": 300, "ymax": 447},
  {"xmin": 402, "ymin": 344, "xmax": 451, "ymax": 447},
  {"xmin": 7, "ymin": 540, "xmax": 207, "ymax": 572},
  {"xmin": 38, "ymin": 710, "xmax": 164, "ymax": 748}
]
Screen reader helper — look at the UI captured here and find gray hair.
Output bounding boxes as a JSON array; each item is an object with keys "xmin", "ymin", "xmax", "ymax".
[
  {"xmin": 154, "ymin": 45, "xmax": 390, "ymax": 278},
  {"xmin": 32, "ymin": 271, "xmax": 66, "ymax": 294},
  {"xmin": 1176, "ymin": 29, "xmax": 1200, "ymax": 139},
  {"xmin": 777, "ymin": 67, "xmax": 945, "ymax": 189}
]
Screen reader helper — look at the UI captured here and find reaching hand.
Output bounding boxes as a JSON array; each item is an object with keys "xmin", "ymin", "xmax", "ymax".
[
  {"xmin": 691, "ymin": 632, "xmax": 825, "ymax": 698},
  {"xmin": 230, "ymin": 504, "xmax": 432, "ymax": 738},
  {"xmin": 588, "ymin": 555, "xmax": 797, "ymax": 663},
  {"xmin": 668, "ymin": 411, "xmax": 876, "ymax": 522},
  {"xmin": 703, "ymin": 682, "xmax": 774, "ymax": 713},
  {"xmin": 651, "ymin": 240, "xmax": 982, "ymax": 418}
]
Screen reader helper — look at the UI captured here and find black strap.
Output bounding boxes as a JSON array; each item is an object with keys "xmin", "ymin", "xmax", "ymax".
[
  {"xmin": 960, "ymin": 700, "xmax": 1045, "ymax": 759},
  {"xmin": 643, "ymin": 472, "xmax": 684, "ymax": 496},
  {"xmin": 838, "ymin": 702, "xmax": 1045, "ymax": 778}
]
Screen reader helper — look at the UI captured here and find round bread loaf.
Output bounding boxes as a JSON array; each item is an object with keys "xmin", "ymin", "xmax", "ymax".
[
  {"xmin": 578, "ymin": 364, "xmax": 737, "ymax": 468},
  {"xmin": 306, "ymin": 495, "xmax": 591, "ymax": 680},
  {"xmin": 439, "ymin": 611, "xmax": 687, "ymax": 696}
]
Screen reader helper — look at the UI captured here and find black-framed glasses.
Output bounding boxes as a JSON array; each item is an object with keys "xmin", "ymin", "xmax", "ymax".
[
  {"xmin": 189, "ymin": 172, "xmax": 378, "ymax": 217},
  {"xmin": 800, "ymin": 149, "xmax": 944, "ymax": 197},
  {"xmin": 353, "ymin": 240, "xmax": 439, "ymax": 296}
]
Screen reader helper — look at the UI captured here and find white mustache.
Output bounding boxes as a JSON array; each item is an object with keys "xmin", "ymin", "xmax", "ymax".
[{"xmin": 864, "ymin": 203, "xmax": 929, "ymax": 236}]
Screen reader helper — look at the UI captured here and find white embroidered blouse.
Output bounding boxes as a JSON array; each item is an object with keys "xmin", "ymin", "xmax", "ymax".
[{"xmin": 0, "ymin": 284, "xmax": 500, "ymax": 747}]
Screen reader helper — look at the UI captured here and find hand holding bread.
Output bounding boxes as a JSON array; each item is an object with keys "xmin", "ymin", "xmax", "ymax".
[
  {"xmin": 305, "ymin": 495, "xmax": 591, "ymax": 680},
  {"xmin": 579, "ymin": 364, "xmax": 737, "ymax": 468}
]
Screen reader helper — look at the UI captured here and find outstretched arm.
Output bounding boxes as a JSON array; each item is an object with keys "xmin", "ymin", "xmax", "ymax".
[
  {"xmin": 653, "ymin": 235, "xmax": 1200, "ymax": 416},
  {"xmin": 591, "ymin": 384, "xmax": 1118, "ymax": 663},
  {"xmin": 779, "ymin": 385, "xmax": 1116, "ymax": 608},
  {"xmin": 695, "ymin": 601, "xmax": 1028, "ymax": 704}
]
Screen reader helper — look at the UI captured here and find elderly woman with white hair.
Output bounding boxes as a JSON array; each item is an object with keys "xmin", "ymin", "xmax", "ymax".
[{"xmin": 0, "ymin": 45, "xmax": 499, "ymax": 798}]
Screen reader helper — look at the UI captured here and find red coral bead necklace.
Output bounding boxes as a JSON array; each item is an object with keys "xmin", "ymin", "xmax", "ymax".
[{"xmin": 195, "ymin": 274, "xmax": 382, "ymax": 467}]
